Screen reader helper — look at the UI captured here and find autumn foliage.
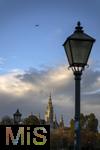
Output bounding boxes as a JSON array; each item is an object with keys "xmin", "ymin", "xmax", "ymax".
[{"xmin": 50, "ymin": 113, "xmax": 100, "ymax": 149}]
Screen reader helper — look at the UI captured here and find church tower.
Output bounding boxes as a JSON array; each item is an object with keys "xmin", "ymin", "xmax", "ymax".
[
  {"xmin": 59, "ymin": 114, "xmax": 64, "ymax": 128},
  {"xmin": 53, "ymin": 113, "xmax": 59, "ymax": 129},
  {"xmin": 45, "ymin": 94, "xmax": 53, "ymax": 127}
]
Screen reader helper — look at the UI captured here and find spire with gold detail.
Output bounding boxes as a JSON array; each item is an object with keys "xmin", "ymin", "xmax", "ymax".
[
  {"xmin": 54, "ymin": 113, "xmax": 57, "ymax": 122},
  {"xmin": 48, "ymin": 93, "xmax": 52, "ymax": 106},
  {"xmin": 45, "ymin": 93, "xmax": 54, "ymax": 127},
  {"xmin": 59, "ymin": 114, "xmax": 64, "ymax": 128},
  {"xmin": 53, "ymin": 113, "xmax": 59, "ymax": 129}
]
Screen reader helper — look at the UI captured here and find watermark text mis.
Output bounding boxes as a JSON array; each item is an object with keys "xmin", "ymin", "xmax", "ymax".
[{"xmin": 0, "ymin": 125, "xmax": 50, "ymax": 150}]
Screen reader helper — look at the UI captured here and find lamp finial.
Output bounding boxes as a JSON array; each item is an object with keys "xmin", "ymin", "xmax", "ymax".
[{"xmin": 75, "ymin": 21, "xmax": 83, "ymax": 33}]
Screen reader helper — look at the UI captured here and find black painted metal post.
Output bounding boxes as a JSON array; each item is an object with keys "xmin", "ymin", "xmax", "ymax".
[{"xmin": 74, "ymin": 71, "xmax": 82, "ymax": 150}]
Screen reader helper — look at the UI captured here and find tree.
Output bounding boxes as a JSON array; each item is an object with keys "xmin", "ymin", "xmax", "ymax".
[
  {"xmin": 23, "ymin": 115, "xmax": 40, "ymax": 125},
  {"xmin": 86, "ymin": 113, "xmax": 98, "ymax": 132},
  {"xmin": 50, "ymin": 128, "xmax": 69, "ymax": 149},
  {"xmin": 70, "ymin": 113, "xmax": 99, "ymax": 149},
  {"xmin": 70, "ymin": 119, "xmax": 74, "ymax": 131},
  {"xmin": 70, "ymin": 113, "xmax": 98, "ymax": 132},
  {"xmin": 0, "ymin": 115, "xmax": 13, "ymax": 125},
  {"xmin": 80, "ymin": 113, "xmax": 86, "ymax": 129}
]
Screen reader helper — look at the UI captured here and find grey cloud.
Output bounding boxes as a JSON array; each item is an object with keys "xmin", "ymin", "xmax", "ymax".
[
  {"xmin": 16, "ymin": 66, "xmax": 100, "ymax": 105},
  {"xmin": 82, "ymin": 92, "xmax": 100, "ymax": 105},
  {"xmin": 16, "ymin": 68, "xmax": 48, "ymax": 84},
  {"xmin": 16, "ymin": 66, "xmax": 74, "ymax": 97},
  {"xmin": 0, "ymin": 91, "xmax": 45, "ymax": 119},
  {"xmin": 82, "ymin": 69, "xmax": 100, "ymax": 92}
]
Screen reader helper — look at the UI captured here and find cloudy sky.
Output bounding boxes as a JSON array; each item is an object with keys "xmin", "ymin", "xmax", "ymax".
[{"xmin": 0, "ymin": 0, "xmax": 100, "ymax": 127}]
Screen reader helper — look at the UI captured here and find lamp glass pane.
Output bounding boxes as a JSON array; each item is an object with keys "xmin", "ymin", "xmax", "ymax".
[
  {"xmin": 70, "ymin": 40, "xmax": 93, "ymax": 65},
  {"xmin": 64, "ymin": 41, "xmax": 73, "ymax": 66}
]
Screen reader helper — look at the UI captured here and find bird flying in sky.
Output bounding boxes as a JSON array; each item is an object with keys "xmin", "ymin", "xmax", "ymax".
[{"xmin": 35, "ymin": 24, "xmax": 39, "ymax": 27}]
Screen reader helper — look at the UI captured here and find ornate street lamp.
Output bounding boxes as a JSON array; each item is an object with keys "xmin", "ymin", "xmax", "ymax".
[{"xmin": 63, "ymin": 22, "xmax": 95, "ymax": 150}]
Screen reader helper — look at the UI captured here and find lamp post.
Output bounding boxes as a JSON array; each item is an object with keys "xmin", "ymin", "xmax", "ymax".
[{"xmin": 63, "ymin": 22, "xmax": 95, "ymax": 150}]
